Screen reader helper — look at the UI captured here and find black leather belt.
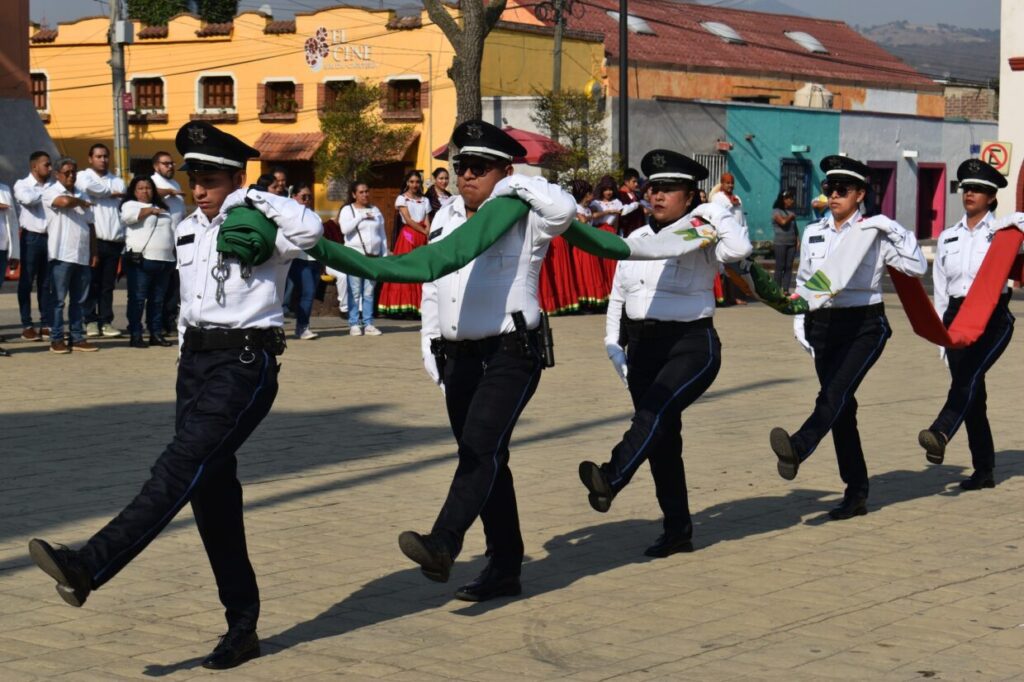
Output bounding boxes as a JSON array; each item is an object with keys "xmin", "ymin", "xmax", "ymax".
[
  {"xmin": 808, "ymin": 302, "xmax": 884, "ymax": 321},
  {"xmin": 182, "ymin": 327, "xmax": 287, "ymax": 355},
  {"xmin": 624, "ymin": 316, "xmax": 712, "ymax": 340},
  {"xmin": 441, "ymin": 329, "xmax": 539, "ymax": 359},
  {"xmin": 948, "ymin": 290, "xmax": 1011, "ymax": 308}
]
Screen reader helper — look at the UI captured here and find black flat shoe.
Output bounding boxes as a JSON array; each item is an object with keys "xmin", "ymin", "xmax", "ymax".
[
  {"xmin": 454, "ymin": 565, "xmax": 521, "ymax": 602},
  {"xmin": 0, "ymin": 347, "xmax": 9, "ymax": 357},
  {"xmin": 148, "ymin": 334, "xmax": 173, "ymax": 347},
  {"xmin": 770, "ymin": 427, "xmax": 799, "ymax": 480},
  {"xmin": 578, "ymin": 461, "xmax": 614, "ymax": 512},
  {"xmin": 202, "ymin": 628, "xmax": 260, "ymax": 670},
  {"xmin": 398, "ymin": 531, "xmax": 453, "ymax": 582},
  {"xmin": 828, "ymin": 496, "xmax": 867, "ymax": 520},
  {"xmin": 129, "ymin": 336, "xmax": 149, "ymax": 348},
  {"xmin": 644, "ymin": 533, "xmax": 694, "ymax": 558},
  {"xmin": 28, "ymin": 539, "xmax": 92, "ymax": 607},
  {"xmin": 918, "ymin": 429, "xmax": 946, "ymax": 465},
  {"xmin": 960, "ymin": 471, "xmax": 995, "ymax": 491}
]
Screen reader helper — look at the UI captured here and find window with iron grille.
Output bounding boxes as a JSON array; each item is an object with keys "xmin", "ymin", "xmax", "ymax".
[
  {"xmin": 693, "ymin": 154, "xmax": 728, "ymax": 195},
  {"xmin": 264, "ymin": 81, "xmax": 296, "ymax": 113},
  {"xmin": 323, "ymin": 80, "xmax": 354, "ymax": 109},
  {"xmin": 202, "ymin": 76, "xmax": 234, "ymax": 109},
  {"xmin": 386, "ymin": 79, "xmax": 421, "ymax": 112},
  {"xmin": 779, "ymin": 158, "xmax": 813, "ymax": 214},
  {"xmin": 31, "ymin": 73, "xmax": 47, "ymax": 110},
  {"xmin": 133, "ymin": 77, "xmax": 164, "ymax": 110}
]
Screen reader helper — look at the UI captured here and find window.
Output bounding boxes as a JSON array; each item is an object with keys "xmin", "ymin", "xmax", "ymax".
[
  {"xmin": 31, "ymin": 73, "xmax": 47, "ymax": 110},
  {"xmin": 132, "ymin": 77, "xmax": 164, "ymax": 110},
  {"xmin": 784, "ymin": 31, "xmax": 828, "ymax": 54},
  {"xmin": 323, "ymin": 80, "xmax": 355, "ymax": 109},
  {"xmin": 700, "ymin": 21, "xmax": 744, "ymax": 44},
  {"xmin": 386, "ymin": 79, "xmax": 421, "ymax": 112},
  {"xmin": 605, "ymin": 11, "xmax": 657, "ymax": 35},
  {"xmin": 201, "ymin": 76, "xmax": 234, "ymax": 109},
  {"xmin": 780, "ymin": 158, "xmax": 813, "ymax": 214},
  {"xmin": 263, "ymin": 81, "xmax": 296, "ymax": 113}
]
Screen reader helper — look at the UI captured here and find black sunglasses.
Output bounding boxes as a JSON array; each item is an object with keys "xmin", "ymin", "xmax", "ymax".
[
  {"xmin": 823, "ymin": 182, "xmax": 861, "ymax": 198},
  {"xmin": 453, "ymin": 158, "xmax": 500, "ymax": 177}
]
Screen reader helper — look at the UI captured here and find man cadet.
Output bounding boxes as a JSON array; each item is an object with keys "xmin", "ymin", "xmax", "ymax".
[
  {"xmin": 28, "ymin": 122, "xmax": 323, "ymax": 669},
  {"xmin": 769, "ymin": 156, "xmax": 926, "ymax": 520},
  {"xmin": 399, "ymin": 120, "xmax": 577, "ymax": 602}
]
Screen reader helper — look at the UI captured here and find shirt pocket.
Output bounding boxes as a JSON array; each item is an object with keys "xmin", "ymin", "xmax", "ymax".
[
  {"xmin": 176, "ymin": 234, "xmax": 197, "ymax": 267},
  {"xmin": 806, "ymin": 242, "xmax": 828, "ymax": 262},
  {"xmin": 940, "ymin": 241, "xmax": 961, "ymax": 271},
  {"xmin": 659, "ymin": 257, "xmax": 696, "ymax": 293}
]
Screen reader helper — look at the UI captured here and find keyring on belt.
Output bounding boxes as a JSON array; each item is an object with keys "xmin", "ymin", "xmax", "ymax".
[{"xmin": 239, "ymin": 346, "xmax": 256, "ymax": 364}]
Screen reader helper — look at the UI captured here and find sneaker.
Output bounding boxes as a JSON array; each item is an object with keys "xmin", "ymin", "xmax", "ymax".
[
  {"xmin": 363, "ymin": 324, "xmax": 383, "ymax": 336},
  {"xmin": 49, "ymin": 340, "xmax": 70, "ymax": 354},
  {"xmin": 298, "ymin": 327, "xmax": 319, "ymax": 340},
  {"xmin": 101, "ymin": 325, "xmax": 123, "ymax": 338},
  {"xmin": 73, "ymin": 340, "xmax": 99, "ymax": 352},
  {"xmin": 349, "ymin": 325, "xmax": 364, "ymax": 336},
  {"xmin": 85, "ymin": 322, "xmax": 101, "ymax": 338},
  {"xmin": 21, "ymin": 327, "xmax": 40, "ymax": 342},
  {"xmin": 40, "ymin": 327, "xmax": 51, "ymax": 340}
]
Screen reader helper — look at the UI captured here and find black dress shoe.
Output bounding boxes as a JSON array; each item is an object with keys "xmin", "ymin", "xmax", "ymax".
[
  {"xmin": 828, "ymin": 496, "xmax": 868, "ymax": 520},
  {"xmin": 130, "ymin": 335, "xmax": 149, "ymax": 348},
  {"xmin": 398, "ymin": 531, "xmax": 453, "ymax": 582},
  {"xmin": 149, "ymin": 334, "xmax": 173, "ymax": 347},
  {"xmin": 578, "ymin": 461, "xmax": 614, "ymax": 512},
  {"xmin": 918, "ymin": 429, "xmax": 946, "ymax": 465},
  {"xmin": 454, "ymin": 565, "xmax": 522, "ymax": 602},
  {"xmin": 644, "ymin": 533, "xmax": 694, "ymax": 558},
  {"xmin": 202, "ymin": 628, "xmax": 260, "ymax": 670},
  {"xmin": 28, "ymin": 539, "xmax": 92, "ymax": 607},
  {"xmin": 960, "ymin": 471, "xmax": 995, "ymax": 491},
  {"xmin": 770, "ymin": 427, "xmax": 799, "ymax": 480},
  {"xmin": 0, "ymin": 346, "xmax": 9, "ymax": 357}
]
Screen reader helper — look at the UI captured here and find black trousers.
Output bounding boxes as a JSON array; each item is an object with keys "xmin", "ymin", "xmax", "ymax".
[
  {"xmin": 78, "ymin": 347, "xmax": 279, "ymax": 629},
  {"xmin": 792, "ymin": 305, "xmax": 891, "ymax": 498},
  {"xmin": 773, "ymin": 243, "xmax": 797, "ymax": 292},
  {"xmin": 431, "ymin": 341, "xmax": 542, "ymax": 575},
  {"xmin": 606, "ymin": 323, "xmax": 721, "ymax": 536},
  {"xmin": 930, "ymin": 296, "xmax": 1014, "ymax": 474},
  {"xmin": 85, "ymin": 239, "xmax": 123, "ymax": 326}
]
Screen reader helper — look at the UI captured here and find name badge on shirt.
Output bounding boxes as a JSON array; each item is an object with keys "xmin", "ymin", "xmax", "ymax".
[
  {"xmin": 176, "ymin": 233, "xmax": 195, "ymax": 246},
  {"xmin": 809, "ymin": 235, "xmax": 825, "ymax": 244},
  {"xmin": 943, "ymin": 236, "xmax": 958, "ymax": 244},
  {"xmin": 428, "ymin": 228, "xmax": 443, "ymax": 241}
]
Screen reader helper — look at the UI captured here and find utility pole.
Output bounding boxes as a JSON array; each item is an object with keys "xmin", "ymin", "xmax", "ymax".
[
  {"xmin": 618, "ymin": 0, "xmax": 628, "ymax": 173},
  {"xmin": 552, "ymin": 0, "xmax": 565, "ymax": 94},
  {"xmin": 108, "ymin": 0, "xmax": 132, "ymax": 180}
]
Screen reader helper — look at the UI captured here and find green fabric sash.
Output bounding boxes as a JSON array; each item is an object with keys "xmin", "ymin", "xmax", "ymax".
[
  {"xmin": 217, "ymin": 206, "xmax": 279, "ymax": 266},
  {"xmin": 726, "ymin": 260, "xmax": 810, "ymax": 315}
]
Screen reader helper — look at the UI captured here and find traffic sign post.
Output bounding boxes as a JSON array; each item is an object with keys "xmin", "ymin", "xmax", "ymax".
[{"xmin": 980, "ymin": 140, "xmax": 1012, "ymax": 175}]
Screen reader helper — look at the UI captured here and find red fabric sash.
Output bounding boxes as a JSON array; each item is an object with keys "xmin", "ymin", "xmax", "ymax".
[{"xmin": 889, "ymin": 227, "xmax": 1023, "ymax": 349}]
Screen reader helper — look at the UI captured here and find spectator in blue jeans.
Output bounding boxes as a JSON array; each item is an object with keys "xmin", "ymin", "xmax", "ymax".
[
  {"xmin": 0, "ymin": 180, "xmax": 19, "ymax": 356},
  {"xmin": 121, "ymin": 175, "xmax": 176, "ymax": 348},
  {"xmin": 288, "ymin": 182, "xmax": 322, "ymax": 340},
  {"xmin": 43, "ymin": 158, "xmax": 98, "ymax": 353},
  {"xmin": 13, "ymin": 151, "xmax": 55, "ymax": 341},
  {"xmin": 337, "ymin": 181, "xmax": 387, "ymax": 336}
]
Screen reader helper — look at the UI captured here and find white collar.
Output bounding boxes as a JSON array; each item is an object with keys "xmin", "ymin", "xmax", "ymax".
[
  {"xmin": 954, "ymin": 211, "xmax": 994, "ymax": 232},
  {"xmin": 826, "ymin": 209, "xmax": 862, "ymax": 232}
]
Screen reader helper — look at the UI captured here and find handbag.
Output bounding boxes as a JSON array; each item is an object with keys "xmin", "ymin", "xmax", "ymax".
[
  {"xmin": 127, "ymin": 206, "xmax": 160, "ymax": 265},
  {"xmin": 353, "ymin": 206, "xmax": 380, "ymax": 258}
]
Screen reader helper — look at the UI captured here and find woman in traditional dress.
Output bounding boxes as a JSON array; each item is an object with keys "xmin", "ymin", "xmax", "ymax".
[{"xmin": 378, "ymin": 170, "xmax": 431, "ymax": 317}]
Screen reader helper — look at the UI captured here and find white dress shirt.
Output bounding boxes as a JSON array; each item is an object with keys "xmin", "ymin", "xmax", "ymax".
[
  {"xmin": 122, "ymin": 201, "xmax": 176, "ymax": 262},
  {"xmin": 13, "ymin": 174, "xmax": 54, "ymax": 234},
  {"xmin": 339, "ymin": 203, "xmax": 388, "ymax": 257},
  {"xmin": 75, "ymin": 168, "xmax": 127, "ymax": 242},
  {"xmin": 796, "ymin": 210, "xmax": 926, "ymax": 308},
  {"xmin": 590, "ymin": 198, "xmax": 639, "ymax": 230},
  {"xmin": 931, "ymin": 211, "xmax": 1015, "ymax": 320},
  {"xmin": 151, "ymin": 172, "xmax": 186, "ymax": 227},
  {"xmin": 420, "ymin": 175, "xmax": 577, "ymax": 344},
  {"xmin": 604, "ymin": 212, "xmax": 752, "ymax": 346},
  {"xmin": 176, "ymin": 189, "xmax": 323, "ymax": 335},
  {"xmin": 43, "ymin": 184, "xmax": 93, "ymax": 265},
  {"xmin": 0, "ymin": 183, "xmax": 20, "ymax": 259},
  {"xmin": 711, "ymin": 191, "xmax": 746, "ymax": 228}
]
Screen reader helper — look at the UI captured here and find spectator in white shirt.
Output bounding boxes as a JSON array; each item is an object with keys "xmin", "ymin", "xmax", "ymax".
[
  {"xmin": 330, "ymin": 181, "xmax": 388, "ymax": 336},
  {"xmin": 286, "ymin": 183, "xmax": 323, "ymax": 340},
  {"xmin": 0, "ymin": 181, "xmax": 19, "ymax": 356},
  {"xmin": 13, "ymin": 150, "xmax": 54, "ymax": 341},
  {"xmin": 75, "ymin": 143, "xmax": 127, "ymax": 338},
  {"xmin": 121, "ymin": 175, "xmax": 176, "ymax": 349},
  {"xmin": 151, "ymin": 151, "xmax": 185, "ymax": 337}
]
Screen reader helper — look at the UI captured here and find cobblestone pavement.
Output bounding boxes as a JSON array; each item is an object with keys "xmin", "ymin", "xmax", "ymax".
[{"xmin": 1, "ymin": 287, "xmax": 1022, "ymax": 681}]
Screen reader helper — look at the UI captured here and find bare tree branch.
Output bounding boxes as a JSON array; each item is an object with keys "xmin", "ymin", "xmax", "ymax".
[
  {"xmin": 483, "ymin": 0, "xmax": 508, "ymax": 34},
  {"xmin": 422, "ymin": 0, "xmax": 462, "ymax": 47}
]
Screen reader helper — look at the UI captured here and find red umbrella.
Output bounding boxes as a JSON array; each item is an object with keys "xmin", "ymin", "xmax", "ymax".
[{"xmin": 432, "ymin": 126, "xmax": 566, "ymax": 166}]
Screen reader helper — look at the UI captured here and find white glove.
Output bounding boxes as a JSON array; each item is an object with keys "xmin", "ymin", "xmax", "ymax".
[
  {"xmin": 606, "ymin": 343, "xmax": 629, "ymax": 387},
  {"xmin": 491, "ymin": 174, "xmax": 553, "ymax": 206},
  {"xmin": 992, "ymin": 212, "xmax": 1024, "ymax": 232},
  {"xmin": 793, "ymin": 314, "xmax": 815, "ymax": 359},
  {"xmin": 939, "ymin": 346, "xmax": 948, "ymax": 368},
  {"xmin": 858, "ymin": 214, "xmax": 903, "ymax": 243},
  {"xmin": 421, "ymin": 336, "xmax": 445, "ymax": 393},
  {"xmin": 243, "ymin": 188, "xmax": 286, "ymax": 225},
  {"xmin": 689, "ymin": 202, "xmax": 731, "ymax": 227}
]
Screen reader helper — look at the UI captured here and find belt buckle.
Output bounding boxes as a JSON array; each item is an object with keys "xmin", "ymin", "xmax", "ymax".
[{"xmin": 239, "ymin": 331, "xmax": 256, "ymax": 364}]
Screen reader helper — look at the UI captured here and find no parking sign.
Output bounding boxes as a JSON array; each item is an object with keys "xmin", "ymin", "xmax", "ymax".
[{"xmin": 980, "ymin": 140, "xmax": 1012, "ymax": 175}]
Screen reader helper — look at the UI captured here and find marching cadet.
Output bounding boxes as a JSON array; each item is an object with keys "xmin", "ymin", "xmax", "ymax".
[
  {"xmin": 577, "ymin": 150, "xmax": 752, "ymax": 557},
  {"xmin": 27, "ymin": 122, "xmax": 323, "ymax": 669},
  {"xmin": 918, "ymin": 159, "xmax": 1015, "ymax": 490},
  {"xmin": 399, "ymin": 120, "xmax": 576, "ymax": 601},
  {"xmin": 769, "ymin": 156, "xmax": 927, "ymax": 520}
]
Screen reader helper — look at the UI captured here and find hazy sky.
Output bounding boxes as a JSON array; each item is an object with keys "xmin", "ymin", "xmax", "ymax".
[{"xmin": 30, "ymin": 0, "xmax": 1000, "ymax": 30}]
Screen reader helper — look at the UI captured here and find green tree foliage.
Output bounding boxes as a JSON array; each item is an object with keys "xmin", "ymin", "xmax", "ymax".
[
  {"xmin": 316, "ymin": 83, "xmax": 414, "ymax": 200},
  {"xmin": 193, "ymin": 0, "xmax": 238, "ymax": 24},
  {"xmin": 531, "ymin": 89, "xmax": 618, "ymax": 185},
  {"xmin": 126, "ymin": 0, "xmax": 237, "ymax": 25}
]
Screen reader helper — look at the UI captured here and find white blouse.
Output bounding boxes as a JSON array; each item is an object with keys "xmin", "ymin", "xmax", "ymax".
[
  {"xmin": 122, "ymin": 200, "xmax": 176, "ymax": 262},
  {"xmin": 396, "ymin": 194, "xmax": 431, "ymax": 227}
]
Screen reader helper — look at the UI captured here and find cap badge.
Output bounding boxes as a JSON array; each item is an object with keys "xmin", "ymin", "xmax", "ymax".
[
  {"xmin": 466, "ymin": 123, "xmax": 484, "ymax": 140},
  {"xmin": 827, "ymin": 157, "xmax": 843, "ymax": 169},
  {"xmin": 967, "ymin": 159, "xmax": 982, "ymax": 173},
  {"xmin": 651, "ymin": 153, "xmax": 666, "ymax": 168},
  {"xmin": 187, "ymin": 125, "xmax": 207, "ymax": 144}
]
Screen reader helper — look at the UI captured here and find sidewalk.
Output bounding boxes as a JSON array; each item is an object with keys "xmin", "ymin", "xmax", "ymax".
[{"xmin": 1, "ymin": 287, "xmax": 1022, "ymax": 680}]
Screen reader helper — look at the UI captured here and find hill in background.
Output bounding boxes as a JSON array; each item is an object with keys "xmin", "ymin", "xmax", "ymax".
[{"xmin": 856, "ymin": 21, "xmax": 998, "ymax": 84}]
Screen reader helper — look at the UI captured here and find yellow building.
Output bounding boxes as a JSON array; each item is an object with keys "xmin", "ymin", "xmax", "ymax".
[{"xmin": 28, "ymin": 5, "xmax": 603, "ymax": 214}]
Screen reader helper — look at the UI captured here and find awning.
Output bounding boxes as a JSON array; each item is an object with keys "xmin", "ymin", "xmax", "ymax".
[
  {"xmin": 432, "ymin": 126, "xmax": 566, "ymax": 165},
  {"xmin": 253, "ymin": 132, "xmax": 325, "ymax": 162}
]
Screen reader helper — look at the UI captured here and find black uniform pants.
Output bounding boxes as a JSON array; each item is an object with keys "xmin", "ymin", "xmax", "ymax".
[
  {"xmin": 930, "ymin": 296, "xmax": 1014, "ymax": 474},
  {"xmin": 78, "ymin": 347, "xmax": 279, "ymax": 630},
  {"xmin": 606, "ymin": 323, "xmax": 721, "ymax": 536},
  {"xmin": 792, "ymin": 305, "xmax": 891, "ymax": 498},
  {"xmin": 431, "ymin": 340, "xmax": 542, "ymax": 575},
  {"xmin": 85, "ymin": 239, "xmax": 123, "ymax": 326}
]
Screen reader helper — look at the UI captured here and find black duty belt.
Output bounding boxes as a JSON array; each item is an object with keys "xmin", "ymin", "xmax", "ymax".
[
  {"xmin": 441, "ymin": 329, "xmax": 540, "ymax": 359},
  {"xmin": 948, "ymin": 290, "xmax": 1012, "ymax": 310},
  {"xmin": 807, "ymin": 302, "xmax": 884, "ymax": 322},
  {"xmin": 182, "ymin": 327, "xmax": 287, "ymax": 355},
  {"xmin": 624, "ymin": 316, "xmax": 713, "ymax": 339}
]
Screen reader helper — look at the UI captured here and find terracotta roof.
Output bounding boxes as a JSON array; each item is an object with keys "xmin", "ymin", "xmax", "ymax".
[
  {"xmin": 386, "ymin": 15, "xmax": 422, "ymax": 30},
  {"xmin": 253, "ymin": 132, "xmax": 325, "ymax": 161},
  {"xmin": 546, "ymin": 0, "xmax": 936, "ymax": 90},
  {"xmin": 264, "ymin": 20, "xmax": 296, "ymax": 35},
  {"xmin": 138, "ymin": 25, "xmax": 169, "ymax": 39},
  {"xmin": 196, "ymin": 22, "xmax": 233, "ymax": 37},
  {"xmin": 30, "ymin": 28, "xmax": 58, "ymax": 43},
  {"xmin": 381, "ymin": 130, "xmax": 420, "ymax": 163}
]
